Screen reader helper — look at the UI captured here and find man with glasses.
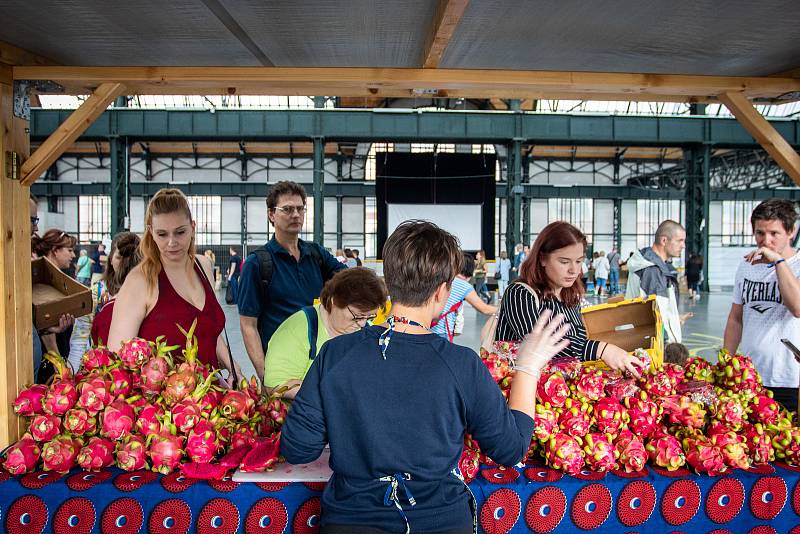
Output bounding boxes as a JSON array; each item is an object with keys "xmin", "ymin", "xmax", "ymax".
[{"xmin": 238, "ymin": 180, "xmax": 346, "ymax": 381}]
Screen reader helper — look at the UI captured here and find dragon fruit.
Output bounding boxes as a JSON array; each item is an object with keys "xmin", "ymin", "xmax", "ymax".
[
  {"xmin": 544, "ymin": 356, "xmax": 582, "ymax": 379},
  {"xmin": 543, "ymin": 433, "xmax": 584, "ymax": 475},
  {"xmin": 29, "ymin": 414, "xmax": 61, "ymax": 442},
  {"xmin": 604, "ymin": 377, "xmax": 639, "ymax": 400},
  {"xmin": 200, "ymin": 389, "xmax": 224, "ymax": 415},
  {"xmin": 241, "ymin": 436, "xmax": 282, "ymax": 472},
  {"xmin": 63, "ymin": 408, "xmax": 97, "ymax": 436},
  {"xmin": 573, "ymin": 368, "xmax": 605, "ymax": 401},
  {"xmin": 115, "ymin": 435, "xmax": 148, "ymax": 471},
  {"xmin": 81, "ymin": 346, "xmax": 114, "ymax": 371},
  {"xmin": 13, "ymin": 384, "xmax": 48, "ymax": 417},
  {"xmin": 712, "ymin": 394, "xmax": 746, "ymax": 430},
  {"xmin": 663, "ymin": 363, "xmax": 685, "ymax": 384},
  {"xmin": 102, "ymin": 400, "xmax": 135, "ymax": 440},
  {"xmin": 684, "ymin": 357, "xmax": 714, "ymax": 383},
  {"xmin": 172, "ymin": 398, "xmax": 202, "ymax": 434},
  {"xmin": 744, "ymin": 423, "xmax": 774, "ymax": 464},
  {"xmin": 229, "ymin": 425, "xmax": 258, "ymax": 450},
  {"xmin": 136, "ymin": 403, "xmax": 164, "ymax": 435},
  {"xmin": 582, "ymin": 433, "xmax": 616, "ymax": 472},
  {"xmin": 180, "ymin": 462, "xmax": 228, "ymax": 480},
  {"xmin": 534, "ymin": 404, "xmax": 558, "ymax": 441},
  {"xmin": 458, "ymin": 447, "xmax": 480, "ymax": 484},
  {"xmin": 614, "ymin": 430, "xmax": 647, "ymax": 473},
  {"xmin": 221, "ymin": 390, "xmax": 256, "ymax": 421},
  {"xmin": 482, "ymin": 352, "xmax": 512, "ymax": 383},
  {"xmin": 558, "ymin": 398, "xmax": 592, "ymax": 437},
  {"xmin": 638, "ymin": 368, "xmax": 676, "ymax": 398},
  {"xmin": 77, "ymin": 437, "xmax": 115, "ymax": 470},
  {"xmin": 750, "ymin": 394, "xmax": 780, "ymax": 425},
  {"xmin": 771, "ymin": 428, "xmax": 800, "ymax": 464},
  {"xmin": 661, "ymin": 395, "xmax": 706, "ymax": 429},
  {"xmin": 42, "ymin": 380, "xmax": 78, "ymax": 417},
  {"xmin": 78, "ymin": 376, "xmax": 113, "ymax": 414},
  {"xmin": 109, "ymin": 367, "xmax": 133, "ymax": 397},
  {"xmin": 593, "ymin": 397, "xmax": 627, "ymax": 436},
  {"xmin": 715, "ymin": 350, "xmax": 761, "ymax": 394},
  {"xmin": 536, "ymin": 372, "xmax": 569, "ymax": 407},
  {"xmin": 623, "ymin": 394, "xmax": 659, "ymax": 438},
  {"xmin": 711, "ymin": 431, "xmax": 751, "ymax": 469},
  {"xmin": 162, "ymin": 368, "xmax": 198, "ymax": 406},
  {"xmin": 646, "ymin": 435, "xmax": 686, "ymax": 471},
  {"xmin": 140, "ymin": 354, "xmax": 172, "ymax": 396},
  {"xmin": 148, "ymin": 431, "xmax": 185, "ymax": 474},
  {"xmin": 2, "ymin": 433, "xmax": 41, "ymax": 475},
  {"xmin": 41, "ymin": 435, "xmax": 81, "ymax": 473},
  {"xmin": 117, "ymin": 337, "xmax": 153, "ymax": 370},
  {"xmin": 683, "ymin": 435, "xmax": 727, "ymax": 476},
  {"xmin": 219, "ymin": 444, "xmax": 250, "ymax": 469},
  {"xmin": 267, "ymin": 398, "xmax": 289, "ymax": 427},
  {"xmin": 186, "ymin": 420, "xmax": 220, "ymax": 464}
]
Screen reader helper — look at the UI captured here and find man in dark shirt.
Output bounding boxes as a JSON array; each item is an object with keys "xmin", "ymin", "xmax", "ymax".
[
  {"xmin": 227, "ymin": 246, "xmax": 242, "ymax": 303},
  {"xmin": 237, "ymin": 181, "xmax": 345, "ymax": 380},
  {"xmin": 91, "ymin": 243, "xmax": 106, "ymax": 284}
]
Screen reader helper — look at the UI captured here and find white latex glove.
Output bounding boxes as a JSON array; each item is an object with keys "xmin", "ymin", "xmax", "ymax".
[{"xmin": 515, "ymin": 309, "xmax": 571, "ymax": 376}]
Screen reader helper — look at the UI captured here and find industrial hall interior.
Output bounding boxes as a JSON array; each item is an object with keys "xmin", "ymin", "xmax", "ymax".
[{"xmin": 1, "ymin": 1, "xmax": 800, "ymax": 534}]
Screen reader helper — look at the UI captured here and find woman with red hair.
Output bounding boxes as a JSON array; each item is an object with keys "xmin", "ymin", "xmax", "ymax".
[{"xmin": 495, "ymin": 221, "xmax": 645, "ymax": 376}]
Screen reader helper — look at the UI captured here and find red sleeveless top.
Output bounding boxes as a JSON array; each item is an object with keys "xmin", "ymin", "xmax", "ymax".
[{"xmin": 92, "ymin": 262, "xmax": 225, "ymax": 369}]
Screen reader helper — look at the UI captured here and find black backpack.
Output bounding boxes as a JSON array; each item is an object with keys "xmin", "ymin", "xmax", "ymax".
[{"xmin": 249, "ymin": 243, "xmax": 327, "ymax": 305}]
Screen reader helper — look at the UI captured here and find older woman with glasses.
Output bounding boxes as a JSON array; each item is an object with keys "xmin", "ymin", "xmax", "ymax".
[{"xmin": 265, "ymin": 267, "xmax": 387, "ymax": 399}]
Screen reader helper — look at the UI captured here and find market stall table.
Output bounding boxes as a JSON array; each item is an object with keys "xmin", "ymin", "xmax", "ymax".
[{"xmin": 1, "ymin": 461, "xmax": 798, "ymax": 533}]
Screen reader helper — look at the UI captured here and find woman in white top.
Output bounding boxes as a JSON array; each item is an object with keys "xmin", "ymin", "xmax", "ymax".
[{"xmin": 594, "ymin": 251, "xmax": 611, "ymax": 296}]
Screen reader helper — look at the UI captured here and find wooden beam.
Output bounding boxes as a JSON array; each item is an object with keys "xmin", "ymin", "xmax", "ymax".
[
  {"xmin": 0, "ymin": 40, "xmax": 56, "ymax": 67},
  {"xmin": 14, "ymin": 67, "xmax": 800, "ymax": 101},
  {"xmin": 719, "ymin": 91, "xmax": 800, "ymax": 186},
  {"xmin": 20, "ymin": 82, "xmax": 126, "ymax": 185},
  {"xmin": 422, "ymin": 0, "xmax": 470, "ymax": 69}
]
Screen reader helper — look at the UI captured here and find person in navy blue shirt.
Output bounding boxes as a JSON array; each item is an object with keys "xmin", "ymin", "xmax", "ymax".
[
  {"xmin": 237, "ymin": 181, "xmax": 345, "ymax": 381},
  {"xmin": 281, "ymin": 220, "xmax": 570, "ymax": 534}
]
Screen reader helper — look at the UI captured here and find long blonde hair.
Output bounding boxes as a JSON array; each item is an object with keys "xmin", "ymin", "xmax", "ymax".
[{"xmin": 140, "ymin": 188, "xmax": 196, "ymax": 291}]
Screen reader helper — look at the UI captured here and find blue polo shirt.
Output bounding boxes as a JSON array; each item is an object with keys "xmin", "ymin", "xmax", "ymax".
[{"xmin": 237, "ymin": 238, "xmax": 345, "ymax": 351}]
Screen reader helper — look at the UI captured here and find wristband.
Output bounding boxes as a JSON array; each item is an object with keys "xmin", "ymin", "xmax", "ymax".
[
  {"xmin": 514, "ymin": 365, "xmax": 541, "ymax": 378},
  {"xmin": 768, "ymin": 258, "xmax": 786, "ymax": 268}
]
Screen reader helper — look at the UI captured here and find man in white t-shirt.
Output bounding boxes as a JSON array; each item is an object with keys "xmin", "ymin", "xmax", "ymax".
[{"xmin": 724, "ymin": 199, "xmax": 800, "ymax": 411}]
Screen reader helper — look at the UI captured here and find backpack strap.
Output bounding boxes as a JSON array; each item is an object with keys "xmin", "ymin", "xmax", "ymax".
[
  {"xmin": 302, "ymin": 305, "xmax": 319, "ymax": 360},
  {"xmin": 307, "ymin": 243, "xmax": 329, "ymax": 280},
  {"xmin": 251, "ymin": 247, "xmax": 273, "ymax": 305}
]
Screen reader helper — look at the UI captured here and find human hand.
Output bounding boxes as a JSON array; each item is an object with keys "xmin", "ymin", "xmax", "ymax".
[
  {"xmin": 516, "ymin": 310, "xmax": 571, "ymax": 375},
  {"xmin": 744, "ymin": 247, "xmax": 781, "ymax": 265},
  {"xmin": 679, "ymin": 312, "xmax": 693, "ymax": 324},
  {"xmin": 600, "ymin": 344, "xmax": 645, "ymax": 379},
  {"xmin": 42, "ymin": 314, "xmax": 74, "ymax": 334}
]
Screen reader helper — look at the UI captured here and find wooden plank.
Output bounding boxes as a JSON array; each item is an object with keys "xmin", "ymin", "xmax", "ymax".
[
  {"xmin": 719, "ymin": 91, "xmax": 800, "ymax": 186},
  {"xmin": 0, "ymin": 40, "xmax": 56, "ymax": 66},
  {"xmin": 14, "ymin": 67, "xmax": 800, "ymax": 101},
  {"xmin": 20, "ymin": 82, "xmax": 126, "ymax": 185},
  {"xmin": 422, "ymin": 0, "xmax": 470, "ymax": 69}
]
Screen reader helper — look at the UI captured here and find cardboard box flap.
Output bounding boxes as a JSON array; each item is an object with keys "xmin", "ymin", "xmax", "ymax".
[
  {"xmin": 581, "ymin": 296, "xmax": 661, "ymax": 354},
  {"xmin": 31, "ymin": 257, "xmax": 92, "ymax": 330}
]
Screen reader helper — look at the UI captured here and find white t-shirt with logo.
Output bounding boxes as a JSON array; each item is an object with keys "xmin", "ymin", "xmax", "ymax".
[{"xmin": 733, "ymin": 251, "xmax": 800, "ymax": 388}]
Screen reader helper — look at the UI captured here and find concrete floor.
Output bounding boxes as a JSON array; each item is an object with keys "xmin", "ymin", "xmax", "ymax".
[{"xmin": 218, "ymin": 289, "xmax": 733, "ymax": 380}]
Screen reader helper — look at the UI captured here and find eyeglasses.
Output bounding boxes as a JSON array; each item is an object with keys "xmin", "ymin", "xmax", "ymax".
[
  {"xmin": 273, "ymin": 205, "xmax": 306, "ymax": 215},
  {"xmin": 347, "ymin": 306, "xmax": 378, "ymax": 325},
  {"xmin": 30, "ymin": 216, "xmax": 39, "ymax": 225}
]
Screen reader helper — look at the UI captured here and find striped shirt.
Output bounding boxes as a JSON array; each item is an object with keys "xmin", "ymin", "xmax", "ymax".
[
  {"xmin": 431, "ymin": 276, "xmax": 474, "ymax": 339},
  {"xmin": 495, "ymin": 282, "xmax": 601, "ymax": 361}
]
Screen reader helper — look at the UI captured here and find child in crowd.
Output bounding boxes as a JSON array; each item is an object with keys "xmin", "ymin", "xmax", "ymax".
[{"xmin": 664, "ymin": 342, "xmax": 690, "ymax": 366}]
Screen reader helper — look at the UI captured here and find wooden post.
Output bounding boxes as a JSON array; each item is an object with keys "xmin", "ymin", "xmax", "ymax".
[{"xmin": 0, "ymin": 78, "xmax": 33, "ymax": 448}]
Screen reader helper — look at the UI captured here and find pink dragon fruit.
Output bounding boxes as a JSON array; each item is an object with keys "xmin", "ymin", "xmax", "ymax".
[
  {"xmin": 115, "ymin": 435, "xmax": 148, "ymax": 471},
  {"xmin": 582, "ymin": 433, "xmax": 617, "ymax": 472},
  {"xmin": 623, "ymin": 394, "xmax": 659, "ymax": 438},
  {"xmin": 744, "ymin": 423, "xmax": 774, "ymax": 464},
  {"xmin": 534, "ymin": 404, "xmax": 558, "ymax": 441},
  {"xmin": 663, "ymin": 363, "xmax": 685, "ymax": 384},
  {"xmin": 638, "ymin": 368, "xmax": 676, "ymax": 398},
  {"xmin": 604, "ymin": 377, "xmax": 640, "ymax": 400},
  {"xmin": 614, "ymin": 430, "xmax": 647, "ymax": 473},
  {"xmin": 139, "ymin": 354, "xmax": 171, "ymax": 396},
  {"xmin": 220, "ymin": 390, "xmax": 256, "ymax": 421},
  {"xmin": 172, "ymin": 398, "xmax": 203, "ymax": 434},
  {"xmin": 2, "ymin": 433, "xmax": 41, "ymax": 475},
  {"xmin": 102, "ymin": 400, "xmax": 135, "ymax": 440},
  {"xmin": 558, "ymin": 398, "xmax": 592, "ymax": 438},
  {"xmin": 42, "ymin": 380, "xmax": 78, "ymax": 417},
  {"xmin": 63, "ymin": 408, "xmax": 97, "ymax": 436},
  {"xmin": 117, "ymin": 337, "xmax": 153, "ymax": 370},
  {"xmin": 29, "ymin": 414, "xmax": 61, "ymax": 442},
  {"xmin": 77, "ymin": 437, "xmax": 115, "ymax": 470},
  {"xmin": 715, "ymin": 350, "xmax": 762, "ymax": 394},
  {"xmin": 684, "ymin": 357, "xmax": 714, "ymax": 383},
  {"xmin": 772, "ymin": 428, "xmax": 800, "ymax": 465},
  {"xmin": 543, "ymin": 433, "xmax": 584, "ymax": 475},
  {"xmin": 459, "ymin": 447, "xmax": 481, "ymax": 483},
  {"xmin": 706, "ymin": 420, "xmax": 736, "ymax": 439},
  {"xmin": 544, "ymin": 356, "xmax": 582, "ymax": 379},
  {"xmin": 81, "ymin": 346, "xmax": 114, "ymax": 371},
  {"xmin": 229, "ymin": 425, "xmax": 257, "ymax": 450},
  {"xmin": 661, "ymin": 395, "xmax": 706, "ymax": 429},
  {"xmin": 148, "ymin": 431, "xmax": 185, "ymax": 474},
  {"xmin": 683, "ymin": 436, "xmax": 727, "ymax": 476},
  {"xmin": 574, "ymin": 369, "xmax": 605, "ymax": 401},
  {"xmin": 482, "ymin": 352, "xmax": 512, "ymax": 383},
  {"xmin": 711, "ymin": 431, "xmax": 751, "ymax": 470},
  {"xmin": 109, "ymin": 367, "xmax": 133, "ymax": 397},
  {"xmin": 136, "ymin": 403, "xmax": 164, "ymax": 435},
  {"xmin": 41, "ymin": 435, "xmax": 81, "ymax": 473},
  {"xmin": 593, "ymin": 397, "xmax": 627, "ymax": 436},
  {"xmin": 267, "ymin": 398, "xmax": 289, "ymax": 427},
  {"xmin": 78, "ymin": 376, "xmax": 113, "ymax": 414},
  {"xmin": 536, "ymin": 372, "xmax": 569, "ymax": 408},
  {"xmin": 186, "ymin": 420, "xmax": 220, "ymax": 463},
  {"xmin": 750, "ymin": 394, "xmax": 780, "ymax": 425},
  {"xmin": 712, "ymin": 394, "xmax": 746, "ymax": 430},
  {"xmin": 646, "ymin": 436, "xmax": 686, "ymax": 471},
  {"xmin": 200, "ymin": 389, "xmax": 224, "ymax": 415},
  {"xmin": 13, "ymin": 384, "xmax": 48, "ymax": 417}
]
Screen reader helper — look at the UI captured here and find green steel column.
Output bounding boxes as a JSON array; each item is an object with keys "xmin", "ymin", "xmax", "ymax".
[
  {"xmin": 109, "ymin": 135, "xmax": 130, "ymax": 236},
  {"xmin": 522, "ymin": 153, "xmax": 531, "ymax": 246},
  {"xmin": 313, "ymin": 136, "xmax": 324, "ymax": 243},
  {"xmin": 612, "ymin": 153, "xmax": 622, "ymax": 253},
  {"xmin": 506, "ymin": 139, "xmax": 522, "ymax": 257},
  {"xmin": 686, "ymin": 104, "xmax": 710, "ymax": 291},
  {"xmin": 336, "ymin": 195, "xmax": 343, "ymax": 249},
  {"xmin": 240, "ymin": 195, "xmax": 247, "ymax": 253},
  {"xmin": 701, "ymin": 144, "xmax": 711, "ymax": 291}
]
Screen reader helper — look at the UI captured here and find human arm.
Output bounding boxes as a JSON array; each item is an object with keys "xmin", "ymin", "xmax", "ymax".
[
  {"xmin": 239, "ymin": 316, "xmax": 265, "ymax": 381},
  {"xmin": 465, "ymin": 291, "xmax": 497, "ymax": 315},
  {"xmin": 723, "ymin": 303, "xmax": 744, "ymax": 354},
  {"xmin": 215, "ymin": 333, "xmax": 243, "ymax": 389},
  {"xmin": 236, "ymin": 256, "xmax": 266, "ymax": 380},
  {"xmin": 227, "ymin": 260, "xmax": 236, "ymax": 281},
  {"xmin": 748, "ymin": 247, "xmax": 800, "ymax": 317},
  {"xmin": 280, "ymin": 347, "xmax": 329, "ymax": 464},
  {"xmin": 107, "ymin": 268, "xmax": 151, "ymax": 352}
]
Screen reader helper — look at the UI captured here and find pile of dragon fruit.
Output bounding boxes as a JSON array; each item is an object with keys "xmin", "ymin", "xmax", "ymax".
[
  {"xmin": 460, "ymin": 343, "xmax": 793, "ymax": 482},
  {"xmin": 3, "ymin": 321, "xmax": 288, "ymax": 478}
]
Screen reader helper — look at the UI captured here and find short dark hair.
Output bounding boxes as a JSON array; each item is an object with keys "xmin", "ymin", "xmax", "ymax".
[
  {"xmin": 266, "ymin": 181, "xmax": 306, "ymax": 210},
  {"xmin": 383, "ymin": 220, "xmax": 462, "ymax": 307},
  {"xmin": 751, "ymin": 199, "xmax": 798, "ymax": 233},
  {"xmin": 320, "ymin": 267, "xmax": 387, "ymax": 313},
  {"xmin": 664, "ymin": 343, "xmax": 689, "ymax": 366},
  {"xmin": 460, "ymin": 252, "xmax": 475, "ymax": 278},
  {"xmin": 654, "ymin": 220, "xmax": 685, "ymax": 245}
]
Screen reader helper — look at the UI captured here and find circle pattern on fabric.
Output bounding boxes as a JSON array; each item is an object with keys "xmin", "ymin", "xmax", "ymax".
[
  {"xmin": 479, "ymin": 488, "xmax": 521, "ymax": 534},
  {"xmin": 161, "ymin": 472, "xmax": 199, "ymax": 493},
  {"xmin": 612, "ymin": 467, "xmax": 649, "ymax": 479},
  {"xmin": 0, "ymin": 470, "xmax": 11, "ymax": 483},
  {"xmin": 617, "ymin": 480, "xmax": 656, "ymax": 526},
  {"xmin": 708, "ymin": 530, "xmax": 734, "ymax": 534},
  {"xmin": 750, "ymin": 476, "xmax": 787, "ymax": 520},
  {"xmin": 748, "ymin": 527, "xmax": 778, "ymax": 534},
  {"xmin": 790, "ymin": 526, "xmax": 800, "ymax": 534},
  {"xmin": 67, "ymin": 470, "xmax": 113, "ymax": 491},
  {"xmin": 777, "ymin": 462, "xmax": 800, "ymax": 473},
  {"xmin": 524, "ymin": 486, "xmax": 566, "ymax": 533},
  {"xmin": 113, "ymin": 470, "xmax": 158, "ymax": 492},
  {"xmin": 524, "ymin": 466, "xmax": 563, "ymax": 483},
  {"xmin": 302, "ymin": 482, "xmax": 327, "ymax": 492},
  {"xmin": 573, "ymin": 468, "xmax": 607, "ymax": 481},
  {"xmin": 570, "ymin": 483, "xmax": 612, "ymax": 530},
  {"xmin": 53, "ymin": 497, "xmax": 96, "ymax": 534},
  {"xmin": 292, "ymin": 497, "xmax": 321, "ymax": 534},
  {"xmin": 245, "ymin": 498, "xmax": 288, "ymax": 534},
  {"xmin": 256, "ymin": 482, "xmax": 289, "ymax": 492},
  {"xmin": 101, "ymin": 498, "xmax": 144, "ymax": 534},
  {"xmin": 661, "ymin": 479, "xmax": 701, "ymax": 526},
  {"xmin": 20, "ymin": 470, "xmax": 62, "ymax": 489},
  {"xmin": 208, "ymin": 477, "xmax": 239, "ymax": 493},
  {"xmin": 5, "ymin": 495, "xmax": 48, "ymax": 534},
  {"xmin": 148, "ymin": 499, "xmax": 192, "ymax": 534},
  {"xmin": 197, "ymin": 498, "xmax": 239, "ymax": 534},
  {"xmin": 482, "ymin": 467, "xmax": 521, "ymax": 485},
  {"xmin": 706, "ymin": 478, "xmax": 745, "ymax": 524},
  {"xmin": 650, "ymin": 466, "xmax": 692, "ymax": 478},
  {"xmin": 793, "ymin": 480, "xmax": 800, "ymax": 516},
  {"xmin": 747, "ymin": 464, "xmax": 776, "ymax": 475}
]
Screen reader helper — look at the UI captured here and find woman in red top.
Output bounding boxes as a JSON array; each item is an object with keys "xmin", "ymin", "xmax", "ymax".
[{"xmin": 108, "ymin": 189, "xmax": 238, "ymax": 384}]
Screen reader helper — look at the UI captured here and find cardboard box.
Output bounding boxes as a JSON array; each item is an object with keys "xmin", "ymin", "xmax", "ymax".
[
  {"xmin": 581, "ymin": 296, "xmax": 664, "ymax": 368},
  {"xmin": 31, "ymin": 257, "xmax": 92, "ymax": 330}
]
